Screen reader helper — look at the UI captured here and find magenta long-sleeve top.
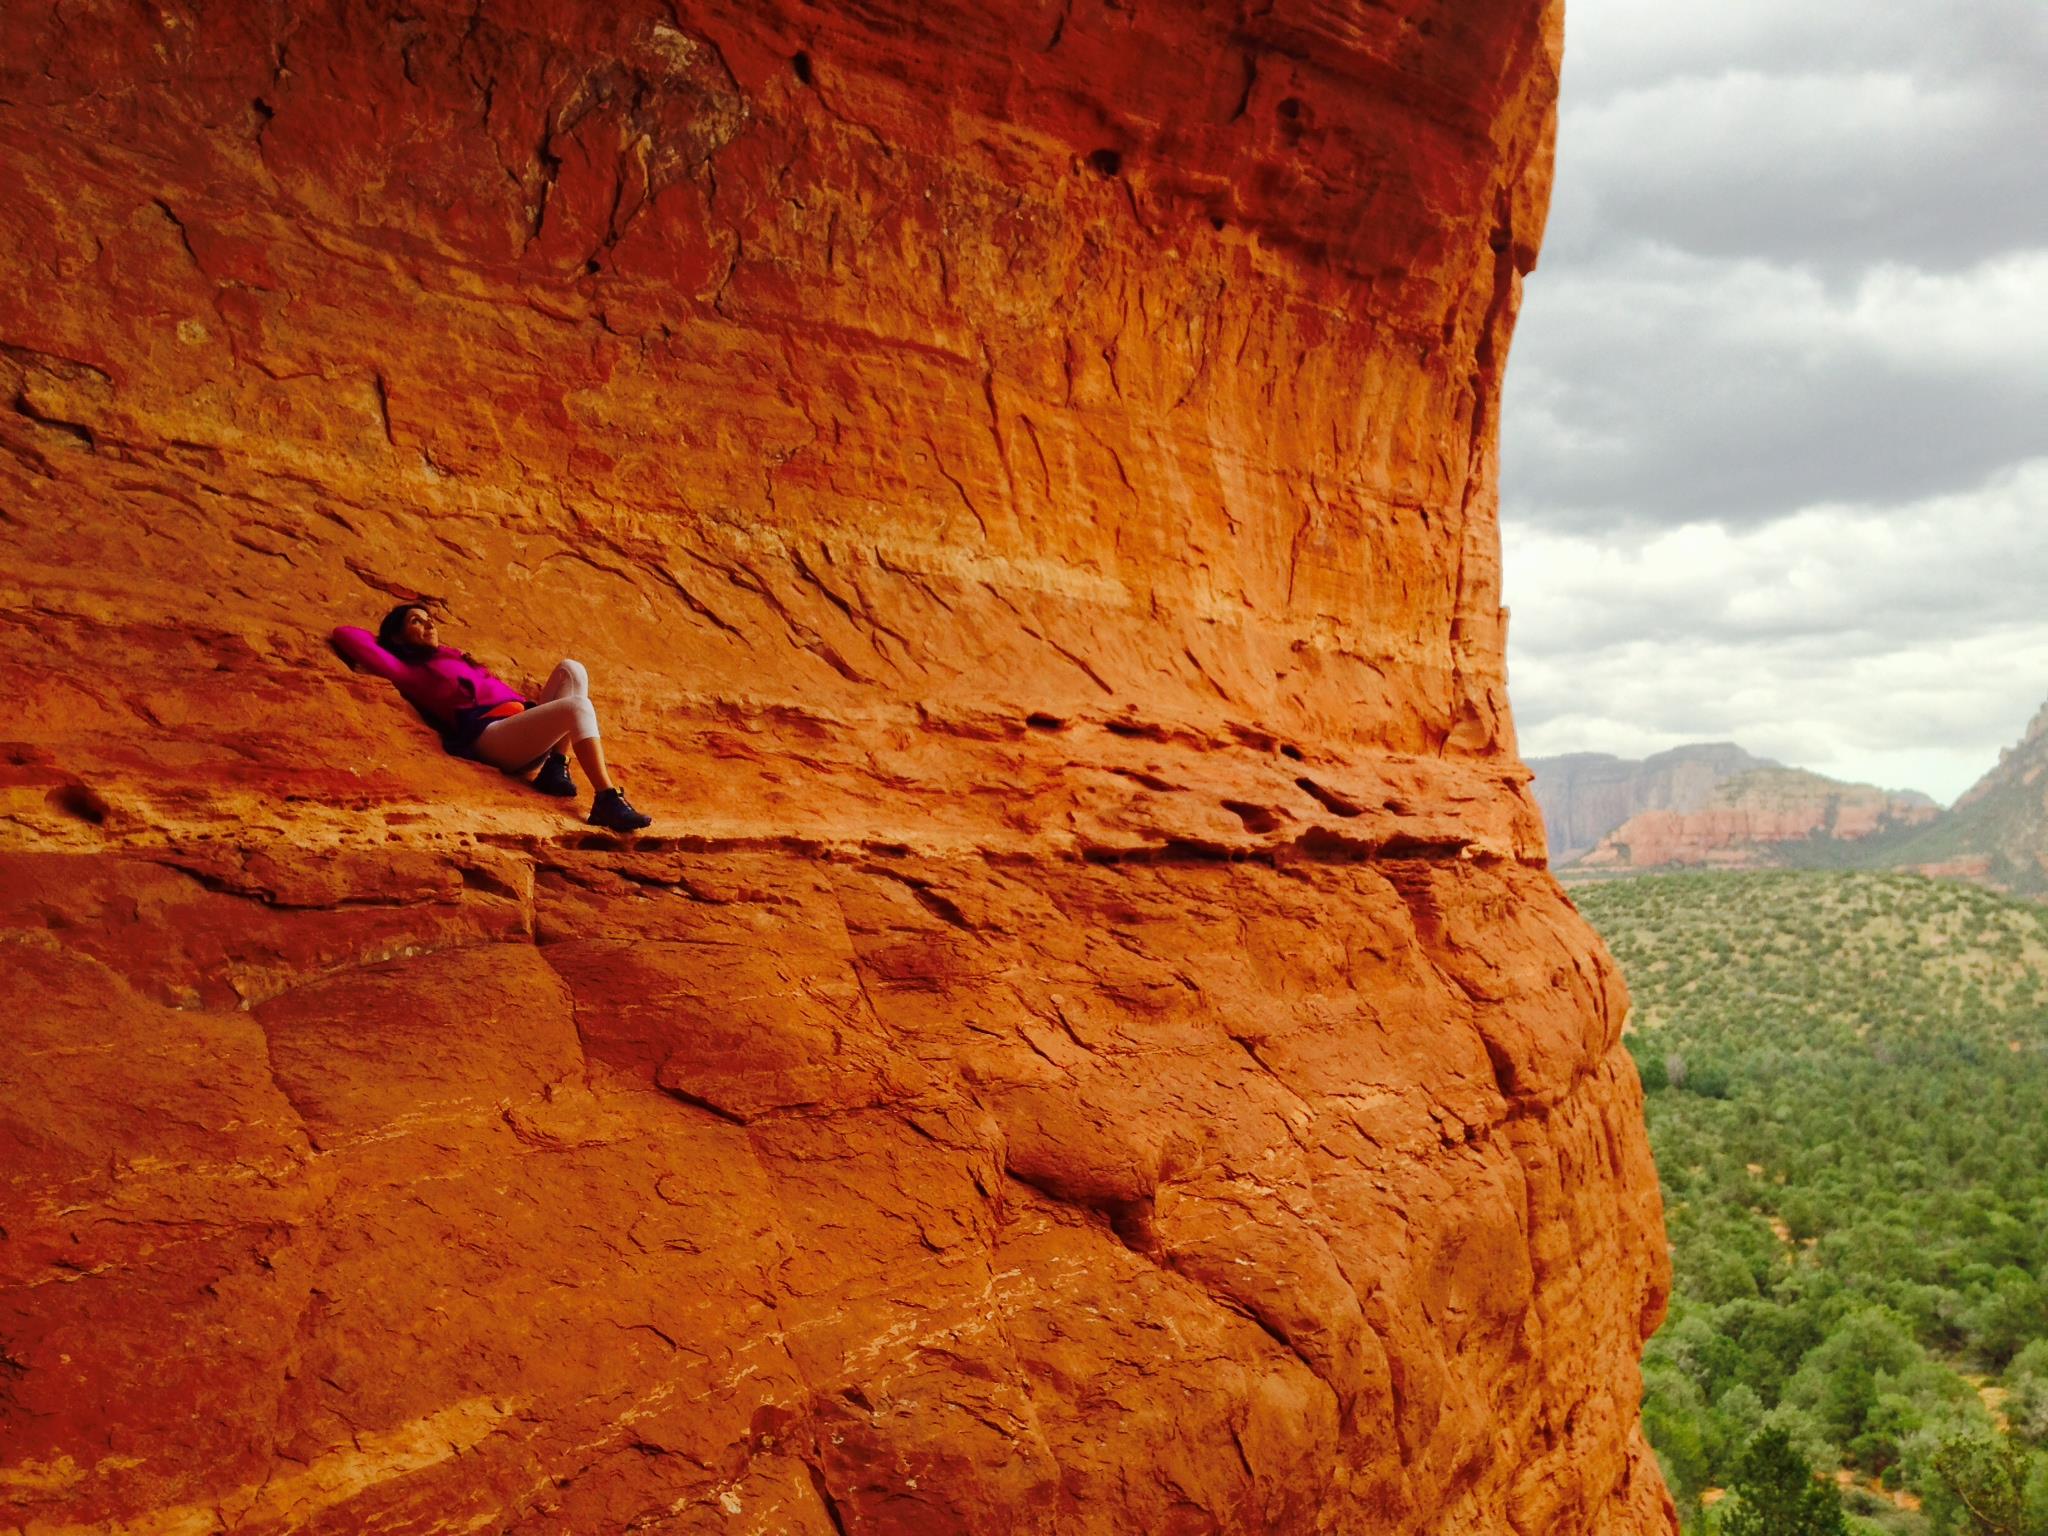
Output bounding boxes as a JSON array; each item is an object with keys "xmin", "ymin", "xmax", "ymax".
[{"xmin": 331, "ymin": 625, "xmax": 525, "ymax": 732}]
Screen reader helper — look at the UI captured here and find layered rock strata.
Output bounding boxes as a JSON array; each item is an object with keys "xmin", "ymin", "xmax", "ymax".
[
  {"xmin": 1576, "ymin": 768, "xmax": 1940, "ymax": 873},
  {"xmin": 1526, "ymin": 744, "xmax": 1773, "ymax": 866},
  {"xmin": 0, "ymin": 2, "xmax": 1673, "ymax": 1532}
]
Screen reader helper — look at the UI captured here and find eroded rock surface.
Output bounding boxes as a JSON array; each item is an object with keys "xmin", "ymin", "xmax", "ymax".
[{"xmin": 0, "ymin": 2, "xmax": 1672, "ymax": 1532}]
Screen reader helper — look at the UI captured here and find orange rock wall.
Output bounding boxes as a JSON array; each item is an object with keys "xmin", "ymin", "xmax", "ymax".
[{"xmin": 0, "ymin": 2, "xmax": 1674, "ymax": 1532}]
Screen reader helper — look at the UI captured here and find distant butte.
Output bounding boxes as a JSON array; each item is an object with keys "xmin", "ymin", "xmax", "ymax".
[
  {"xmin": 1536, "ymin": 756, "xmax": 1939, "ymax": 874},
  {"xmin": 1531, "ymin": 727, "xmax": 2048, "ymax": 894},
  {"xmin": 1527, "ymin": 743, "xmax": 1779, "ymax": 865}
]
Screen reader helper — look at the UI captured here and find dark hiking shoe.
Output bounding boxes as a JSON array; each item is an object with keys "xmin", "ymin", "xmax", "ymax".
[
  {"xmin": 533, "ymin": 752, "xmax": 576, "ymax": 796},
  {"xmin": 588, "ymin": 786, "xmax": 652, "ymax": 832}
]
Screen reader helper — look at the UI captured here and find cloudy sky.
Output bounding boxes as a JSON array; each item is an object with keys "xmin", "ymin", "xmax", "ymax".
[{"xmin": 1499, "ymin": 0, "xmax": 2048, "ymax": 804}]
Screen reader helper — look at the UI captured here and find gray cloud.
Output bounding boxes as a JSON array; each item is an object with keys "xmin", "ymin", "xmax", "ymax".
[
  {"xmin": 1505, "ymin": 247, "xmax": 2047, "ymax": 526},
  {"xmin": 1546, "ymin": 68, "xmax": 2046, "ymax": 274},
  {"xmin": 1557, "ymin": 0, "xmax": 2048, "ymax": 119},
  {"xmin": 1499, "ymin": 0, "xmax": 2048, "ymax": 798},
  {"xmin": 1504, "ymin": 0, "xmax": 2048, "ymax": 531},
  {"xmin": 1504, "ymin": 462, "xmax": 2048, "ymax": 653}
]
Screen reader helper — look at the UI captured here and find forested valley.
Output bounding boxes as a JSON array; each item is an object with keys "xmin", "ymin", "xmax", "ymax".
[{"xmin": 1580, "ymin": 872, "xmax": 2048, "ymax": 1534}]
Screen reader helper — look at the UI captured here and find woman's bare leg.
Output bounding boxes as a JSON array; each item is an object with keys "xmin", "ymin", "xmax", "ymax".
[
  {"xmin": 545, "ymin": 661, "xmax": 608, "ymax": 786},
  {"xmin": 572, "ymin": 735, "xmax": 615, "ymax": 792},
  {"xmin": 544, "ymin": 659, "xmax": 591, "ymax": 763},
  {"xmin": 476, "ymin": 660, "xmax": 638, "ymax": 815},
  {"xmin": 473, "ymin": 696, "xmax": 598, "ymax": 773}
]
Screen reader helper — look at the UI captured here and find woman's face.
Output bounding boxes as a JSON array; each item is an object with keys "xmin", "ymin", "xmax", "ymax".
[{"xmin": 400, "ymin": 608, "xmax": 439, "ymax": 649}]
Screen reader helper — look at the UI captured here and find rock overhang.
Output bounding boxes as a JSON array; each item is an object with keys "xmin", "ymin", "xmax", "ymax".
[{"xmin": 0, "ymin": 2, "xmax": 1674, "ymax": 1532}]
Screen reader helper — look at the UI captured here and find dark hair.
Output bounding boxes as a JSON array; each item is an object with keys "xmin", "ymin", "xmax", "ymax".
[{"xmin": 377, "ymin": 602, "xmax": 436, "ymax": 662}]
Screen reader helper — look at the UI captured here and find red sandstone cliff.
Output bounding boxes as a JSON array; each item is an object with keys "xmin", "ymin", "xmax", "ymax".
[
  {"xmin": 1575, "ymin": 768, "xmax": 1940, "ymax": 873},
  {"xmin": 1527, "ymin": 743, "xmax": 1774, "ymax": 865},
  {"xmin": 0, "ymin": 3, "xmax": 1673, "ymax": 1532}
]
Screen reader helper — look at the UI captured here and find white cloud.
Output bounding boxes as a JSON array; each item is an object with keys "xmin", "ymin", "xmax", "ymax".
[
  {"xmin": 1504, "ymin": 463, "xmax": 2048, "ymax": 802},
  {"xmin": 1498, "ymin": 0, "xmax": 2048, "ymax": 793},
  {"xmin": 1840, "ymin": 256, "xmax": 2048, "ymax": 370}
]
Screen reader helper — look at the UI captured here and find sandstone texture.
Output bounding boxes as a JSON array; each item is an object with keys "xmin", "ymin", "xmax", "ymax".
[
  {"xmin": 1526, "ymin": 744, "xmax": 1772, "ymax": 867},
  {"xmin": 1575, "ymin": 769, "xmax": 1939, "ymax": 874},
  {"xmin": 0, "ymin": 3, "xmax": 1674, "ymax": 1533}
]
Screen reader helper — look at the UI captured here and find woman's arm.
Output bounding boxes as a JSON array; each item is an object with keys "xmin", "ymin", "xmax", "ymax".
[{"xmin": 330, "ymin": 625, "xmax": 408, "ymax": 680}]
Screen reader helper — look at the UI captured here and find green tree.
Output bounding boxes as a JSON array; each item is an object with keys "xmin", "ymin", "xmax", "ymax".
[
  {"xmin": 2007, "ymin": 1341, "xmax": 2048, "ymax": 1449},
  {"xmin": 1970, "ymin": 1271, "xmax": 2048, "ymax": 1369},
  {"xmin": 1719, "ymin": 1427, "xmax": 1849, "ymax": 1536},
  {"xmin": 1929, "ymin": 1432, "xmax": 2048, "ymax": 1536},
  {"xmin": 1635, "ymin": 1043, "xmax": 1670, "ymax": 1092},
  {"xmin": 1784, "ymin": 1308, "xmax": 1923, "ymax": 1444},
  {"xmin": 1642, "ymin": 1366, "xmax": 1714, "ymax": 1512}
]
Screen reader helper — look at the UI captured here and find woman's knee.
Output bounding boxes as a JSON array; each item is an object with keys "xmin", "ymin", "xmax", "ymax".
[
  {"xmin": 566, "ymin": 697, "xmax": 600, "ymax": 742},
  {"xmin": 557, "ymin": 658, "xmax": 588, "ymax": 690}
]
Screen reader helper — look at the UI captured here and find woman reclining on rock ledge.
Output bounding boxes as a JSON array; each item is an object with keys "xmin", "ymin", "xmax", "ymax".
[{"xmin": 332, "ymin": 603, "xmax": 653, "ymax": 832}]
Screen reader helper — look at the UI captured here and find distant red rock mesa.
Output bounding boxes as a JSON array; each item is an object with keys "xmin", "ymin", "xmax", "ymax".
[
  {"xmin": 0, "ymin": 2, "xmax": 1673, "ymax": 1533},
  {"xmin": 1576, "ymin": 768, "xmax": 1940, "ymax": 872},
  {"xmin": 1527, "ymin": 743, "xmax": 1775, "ymax": 866}
]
